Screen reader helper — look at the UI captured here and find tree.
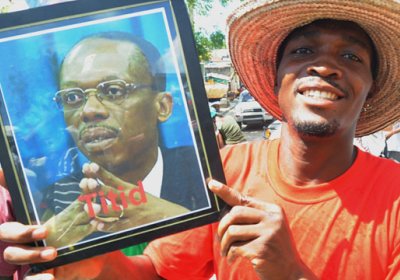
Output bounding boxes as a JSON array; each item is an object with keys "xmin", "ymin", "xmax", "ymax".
[
  {"xmin": 185, "ymin": 0, "xmax": 245, "ymax": 62},
  {"xmin": 194, "ymin": 31, "xmax": 212, "ymax": 62},
  {"xmin": 209, "ymin": 30, "xmax": 226, "ymax": 49}
]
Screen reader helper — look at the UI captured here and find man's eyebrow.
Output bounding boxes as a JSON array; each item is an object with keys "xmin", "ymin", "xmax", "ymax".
[
  {"xmin": 343, "ymin": 34, "xmax": 371, "ymax": 51},
  {"xmin": 288, "ymin": 30, "xmax": 320, "ymax": 42},
  {"xmin": 59, "ymin": 81, "xmax": 79, "ymax": 88},
  {"xmin": 290, "ymin": 29, "xmax": 370, "ymax": 51},
  {"xmin": 59, "ymin": 76, "xmax": 122, "ymax": 88}
]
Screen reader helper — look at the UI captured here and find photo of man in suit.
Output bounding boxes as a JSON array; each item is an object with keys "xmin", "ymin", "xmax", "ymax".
[{"xmin": 40, "ymin": 32, "xmax": 209, "ymax": 247}]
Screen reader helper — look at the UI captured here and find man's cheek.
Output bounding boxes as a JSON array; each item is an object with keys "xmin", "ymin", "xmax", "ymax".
[{"xmin": 65, "ymin": 124, "xmax": 80, "ymax": 140}]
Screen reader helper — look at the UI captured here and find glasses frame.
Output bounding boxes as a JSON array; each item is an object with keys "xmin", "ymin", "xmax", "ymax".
[{"xmin": 53, "ymin": 79, "xmax": 152, "ymax": 111}]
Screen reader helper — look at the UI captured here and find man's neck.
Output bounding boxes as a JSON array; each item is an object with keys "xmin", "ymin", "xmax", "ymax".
[
  {"xmin": 278, "ymin": 124, "xmax": 356, "ymax": 186},
  {"xmin": 108, "ymin": 147, "xmax": 159, "ymax": 185}
]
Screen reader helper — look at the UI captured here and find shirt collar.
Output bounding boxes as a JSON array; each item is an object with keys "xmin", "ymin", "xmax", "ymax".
[{"xmin": 142, "ymin": 147, "xmax": 163, "ymax": 198}]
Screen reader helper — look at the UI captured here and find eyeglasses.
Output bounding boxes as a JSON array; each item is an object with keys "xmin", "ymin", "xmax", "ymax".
[{"xmin": 53, "ymin": 79, "xmax": 152, "ymax": 111}]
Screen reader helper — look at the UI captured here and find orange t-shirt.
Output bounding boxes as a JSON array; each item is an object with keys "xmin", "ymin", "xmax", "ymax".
[{"xmin": 145, "ymin": 140, "xmax": 400, "ymax": 279}]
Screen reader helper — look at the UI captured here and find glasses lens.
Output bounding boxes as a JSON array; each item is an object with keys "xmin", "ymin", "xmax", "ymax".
[
  {"xmin": 60, "ymin": 89, "xmax": 85, "ymax": 109},
  {"xmin": 99, "ymin": 80, "xmax": 127, "ymax": 103}
]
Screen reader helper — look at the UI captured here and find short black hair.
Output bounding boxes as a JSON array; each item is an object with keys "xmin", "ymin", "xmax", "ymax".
[{"xmin": 276, "ymin": 19, "xmax": 379, "ymax": 79}]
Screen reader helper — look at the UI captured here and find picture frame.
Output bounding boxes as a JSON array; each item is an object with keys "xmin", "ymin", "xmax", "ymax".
[{"xmin": 0, "ymin": 0, "xmax": 226, "ymax": 272}]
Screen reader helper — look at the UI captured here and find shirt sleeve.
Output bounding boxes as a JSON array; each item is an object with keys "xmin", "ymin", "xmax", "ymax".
[{"xmin": 144, "ymin": 224, "xmax": 214, "ymax": 280}]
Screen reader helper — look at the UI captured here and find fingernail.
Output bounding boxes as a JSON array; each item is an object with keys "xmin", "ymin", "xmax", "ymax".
[
  {"xmin": 79, "ymin": 178, "xmax": 88, "ymax": 189},
  {"xmin": 82, "ymin": 163, "xmax": 90, "ymax": 173},
  {"xmin": 28, "ymin": 273, "xmax": 55, "ymax": 280},
  {"xmin": 84, "ymin": 203, "xmax": 101, "ymax": 214},
  {"xmin": 89, "ymin": 162, "xmax": 99, "ymax": 173},
  {"xmin": 208, "ymin": 179, "xmax": 223, "ymax": 189},
  {"xmin": 87, "ymin": 178, "xmax": 98, "ymax": 190},
  {"xmin": 32, "ymin": 227, "xmax": 47, "ymax": 239},
  {"xmin": 42, "ymin": 274, "xmax": 55, "ymax": 280},
  {"xmin": 97, "ymin": 222, "xmax": 105, "ymax": 231},
  {"xmin": 41, "ymin": 248, "xmax": 56, "ymax": 260},
  {"xmin": 90, "ymin": 220, "xmax": 99, "ymax": 229}
]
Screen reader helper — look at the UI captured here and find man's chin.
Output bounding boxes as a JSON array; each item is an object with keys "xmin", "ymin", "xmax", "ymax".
[{"xmin": 293, "ymin": 120, "xmax": 339, "ymax": 138}]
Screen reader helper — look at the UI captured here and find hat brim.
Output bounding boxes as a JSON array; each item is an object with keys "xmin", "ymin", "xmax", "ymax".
[{"xmin": 228, "ymin": 0, "xmax": 400, "ymax": 137}]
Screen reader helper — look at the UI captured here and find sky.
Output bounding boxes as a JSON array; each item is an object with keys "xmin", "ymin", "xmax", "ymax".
[{"xmin": 193, "ymin": 1, "xmax": 239, "ymax": 35}]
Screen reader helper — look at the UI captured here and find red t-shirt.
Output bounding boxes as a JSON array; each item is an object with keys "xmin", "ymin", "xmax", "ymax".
[{"xmin": 145, "ymin": 140, "xmax": 400, "ymax": 279}]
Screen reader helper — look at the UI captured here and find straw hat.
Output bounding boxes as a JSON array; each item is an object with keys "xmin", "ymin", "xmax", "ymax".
[{"xmin": 227, "ymin": 0, "xmax": 400, "ymax": 137}]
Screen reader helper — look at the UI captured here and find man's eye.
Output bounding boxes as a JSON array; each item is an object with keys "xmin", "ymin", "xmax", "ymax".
[
  {"xmin": 64, "ymin": 91, "xmax": 83, "ymax": 105},
  {"xmin": 343, "ymin": 53, "xmax": 362, "ymax": 62},
  {"xmin": 292, "ymin": 48, "xmax": 313, "ymax": 55},
  {"xmin": 104, "ymin": 85, "xmax": 125, "ymax": 99}
]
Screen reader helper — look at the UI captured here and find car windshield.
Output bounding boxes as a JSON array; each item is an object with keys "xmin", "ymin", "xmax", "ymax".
[{"xmin": 239, "ymin": 91, "xmax": 255, "ymax": 102}]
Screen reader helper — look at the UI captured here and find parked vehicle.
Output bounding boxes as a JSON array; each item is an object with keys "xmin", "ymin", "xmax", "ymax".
[{"xmin": 234, "ymin": 90, "xmax": 274, "ymax": 127}]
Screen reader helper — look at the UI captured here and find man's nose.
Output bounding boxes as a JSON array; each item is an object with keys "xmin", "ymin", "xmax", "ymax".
[
  {"xmin": 306, "ymin": 58, "xmax": 343, "ymax": 80},
  {"xmin": 80, "ymin": 92, "xmax": 109, "ymax": 123}
]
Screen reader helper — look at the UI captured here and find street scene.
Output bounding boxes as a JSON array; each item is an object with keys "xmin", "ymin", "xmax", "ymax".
[{"xmin": 216, "ymin": 98, "xmax": 276, "ymax": 142}]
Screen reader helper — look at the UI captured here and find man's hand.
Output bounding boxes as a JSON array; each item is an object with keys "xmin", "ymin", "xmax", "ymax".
[
  {"xmin": 78, "ymin": 163, "xmax": 188, "ymax": 232},
  {"xmin": 0, "ymin": 222, "xmax": 57, "ymax": 265},
  {"xmin": 0, "ymin": 222, "xmax": 56, "ymax": 279},
  {"xmin": 208, "ymin": 180, "xmax": 317, "ymax": 280},
  {"xmin": 44, "ymin": 200, "xmax": 99, "ymax": 247},
  {"xmin": 0, "ymin": 222, "xmax": 119, "ymax": 280}
]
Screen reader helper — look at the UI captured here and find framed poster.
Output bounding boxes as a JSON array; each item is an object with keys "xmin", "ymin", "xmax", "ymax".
[{"xmin": 0, "ymin": 0, "xmax": 225, "ymax": 272}]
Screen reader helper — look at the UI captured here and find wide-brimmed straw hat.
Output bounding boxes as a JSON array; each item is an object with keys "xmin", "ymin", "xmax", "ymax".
[{"xmin": 227, "ymin": 0, "xmax": 400, "ymax": 137}]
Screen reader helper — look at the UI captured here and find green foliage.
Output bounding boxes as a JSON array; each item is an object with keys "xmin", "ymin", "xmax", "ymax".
[
  {"xmin": 185, "ymin": 0, "xmax": 213, "ymax": 16},
  {"xmin": 209, "ymin": 30, "xmax": 226, "ymax": 49},
  {"xmin": 194, "ymin": 30, "xmax": 226, "ymax": 62},
  {"xmin": 185, "ymin": 0, "xmax": 246, "ymax": 62},
  {"xmin": 194, "ymin": 31, "xmax": 212, "ymax": 62}
]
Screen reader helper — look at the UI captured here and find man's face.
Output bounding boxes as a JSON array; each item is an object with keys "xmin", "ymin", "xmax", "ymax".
[
  {"xmin": 275, "ymin": 21, "xmax": 374, "ymax": 138},
  {"xmin": 59, "ymin": 38, "xmax": 169, "ymax": 171}
]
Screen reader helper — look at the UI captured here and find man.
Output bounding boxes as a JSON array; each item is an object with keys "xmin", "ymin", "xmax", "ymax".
[
  {"xmin": 386, "ymin": 121, "xmax": 400, "ymax": 161},
  {"xmin": 38, "ymin": 32, "xmax": 208, "ymax": 247},
  {"xmin": 210, "ymin": 106, "xmax": 246, "ymax": 148},
  {"xmin": 1, "ymin": 0, "xmax": 400, "ymax": 279}
]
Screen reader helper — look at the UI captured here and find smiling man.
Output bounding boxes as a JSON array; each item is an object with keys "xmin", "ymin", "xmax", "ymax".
[{"xmin": 1, "ymin": 1, "xmax": 400, "ymax": 279}]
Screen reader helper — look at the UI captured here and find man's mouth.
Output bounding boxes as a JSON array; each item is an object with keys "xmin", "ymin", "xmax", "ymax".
[
  {"xmin": 79, "ymin": 126, "xmax": 119, "ymax": 152},
  {"xmin": 301, "ymin": 90, "xmax": 341, "ymax": 101}
]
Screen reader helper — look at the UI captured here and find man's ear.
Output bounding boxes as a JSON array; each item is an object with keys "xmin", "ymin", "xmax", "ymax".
[{"xmin": 155, "ymin": 92, "xmax": 173, "ymax": 122}]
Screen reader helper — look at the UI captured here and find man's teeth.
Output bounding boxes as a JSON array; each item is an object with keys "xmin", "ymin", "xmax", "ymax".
[
  {"xmin": 91, "ymin": 136, "xmax": 109, "ymax": 143},
  {"xmin": 302, "ymin": 90, "xmax": 339, "ymax": 101}
]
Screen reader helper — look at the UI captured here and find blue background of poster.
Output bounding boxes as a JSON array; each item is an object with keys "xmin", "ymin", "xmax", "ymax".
[{"xmin": 0, "ymin": 3, "xmax": 196, "ymax": 205}]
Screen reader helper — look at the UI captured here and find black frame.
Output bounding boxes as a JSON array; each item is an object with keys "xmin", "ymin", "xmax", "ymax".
[{"xmin": 0, "ymin": 0, "xmax": 225, "ymax": 272}]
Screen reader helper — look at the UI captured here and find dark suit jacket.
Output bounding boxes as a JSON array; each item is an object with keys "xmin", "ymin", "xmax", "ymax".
[{"xmin": 40, "ymin": 145, "xmax": 209, "ymax": 217}]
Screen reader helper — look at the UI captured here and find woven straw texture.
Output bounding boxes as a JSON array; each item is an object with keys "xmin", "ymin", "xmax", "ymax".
[{"xmin": 227, "ymin": 0, "xmax": 400, "ymax": 137}]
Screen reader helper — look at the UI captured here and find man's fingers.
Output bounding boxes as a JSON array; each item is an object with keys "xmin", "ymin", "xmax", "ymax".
[
  {"xmin": 0, "ymin": 222, "xmax": 46, "ymax": 243},
  {"xmin": 208, "ymin": 179, "xmax": 244, "ymax": 206},
  {"xmin": 79, "ymin": 178, "xmax": 99, "ymax": 193},
  {"xmin": 218, "ymin": 206, "xmax": 263, "ymax": 239},
  {"xmin": 25, "ymin": 273, "xmax": 55, "ymax": 280},
  {"xmin": 208, "ymin": 179, "xmax": 258, "ymax": 208},
  {"xmin": 82, "ymin": 162, "xmax": 100, "ymax": 178},
  {"xmin": 219, "ymin": 223, "xmax": 260, "ymax": 257},
  {"xmin": 208, "ymin": 179, "xmax": 277, "ymax": 211},
  {"xmin": 4, "ymin": 245, "xmax": 57, "ymax": 265},
  {"xmin": 25, "ymin": 269, "xmax": 55, "ymax": 280},
  {"xmin": 83, "ymin": 162, "xmax": 129, "ymax": 188}
]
